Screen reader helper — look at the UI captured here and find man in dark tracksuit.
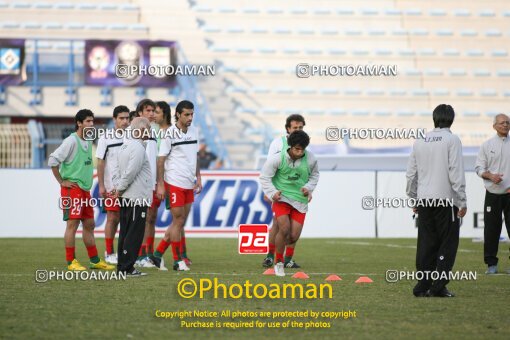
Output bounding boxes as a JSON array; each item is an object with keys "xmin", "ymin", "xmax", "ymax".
[
  {"xmin": 406, "ymin": 104, "xmax": 467, "ymax": 297},
  {"xmin": 475, "ymin": 113, "xmax": 510, "ymax": 274},
  {"xmin": 113, "ymin": 117, "xmax": 153, "ymax": 276}
]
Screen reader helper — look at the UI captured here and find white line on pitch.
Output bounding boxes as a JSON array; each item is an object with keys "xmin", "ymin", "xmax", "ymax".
[{"xmin": 328, "ymin": 241, "xmax": 477, "ymax": 253}]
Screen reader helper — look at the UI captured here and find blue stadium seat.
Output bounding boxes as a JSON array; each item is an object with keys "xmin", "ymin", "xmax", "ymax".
[
  {"xmin": 267, "ymin": 8, "xmax": 284, "ymax": 14},
  {"xmin": 412, "ymin": 89, "xmax": 429, "ymax": 96},
  {"xmin": 307, "ymin": 109, "xmax": 324, "ymax": 115},
  {"xmin": 1, "ymin": 22, "xmax": 19, "ymax": 29},
  {"xmin": 211, "ymin": 46, "xmax": 230, "ymax": 53},
  {"xmin": 374, "ymin": 110, "xmax": 391, "ymax": 116},
  {"xmin": 366, "ymin": 89, "xmax": 385, "ymax": 96},
  {"xmin": 305, "ymin": 49, "xmax": 322, "ymax": 55},
  {"xmin": 425, "ymin": 69, "xmax": 443, "ymax": 76},
  {"xmin": 262, "ymin": 108, "xmax": 279, "ymax": 115},
  {"xmin": 411, "ymin": 29, "xmax": 429, "ymax": 36},
  {"xmin": 405, "ymin": 9, "xmax": 422, "ymax": 16},
  {"xmin": 399, "ymin": 49, "xmax": 416, "ymax": 56},
  {"xmin": 258, "ymin": 47, "xmax": 276, "ymax": 54},
  {"xmin": 463, "ymin": 111, "xmax": 481, "ymax": 117},
  {"xmin": 314, "ymin": 9, "xmax": 331, "ymax": 15},
  {"xmin": 227, "ymin": 27, "xmax": 244, "ymax": 33},
  {"xmin": 34, "ymin": 3, "xmax": 53, "ymax": 9},
  {"xmin": 275, "ymin": 88, "xmax": 293, "ymax": 94},
  {"xmin": 222, "ymin": 66, "xmax": 238, "ymax": 73},
  {"xmin": 479, "ymin": 9, "xmax": 496, "ymax": 17},
  {"xmin": 282, "ymin": 48, "xmax": 300, "ymax": 54},
  {"xmin": 109, "ymin": 24, "xmax": 128, "ymax": 30},
  {"xmin": 460, "ymin": 29, "xmax": 477, "ymax": 37},
  {"xmin": 473, "ymin": 69, "xmax": 491, "ymax": 77},
  {"xmin": 321, "ymin": 29, "xmax": 338, "ymax": 35},
  {"xmin": 22, "ymin": 22, "xmax": 42, "ymax": 29},
  {"xmin": 419, "ymin": 49, "xmax": 436, "ymax": 56},
  {"xmin": 237, "ymin": 47, "xmax": 253, "ymax": 53},
  {"xmin": 375, "ymin": 49, "xmax": 392, "ymax": 56},
  {"xmin": 290, "ymin": 8, "xmax": 307, "ymax": 15},
  {"xmin": 87, "ymin": 23, "xmax": 106, "ymax": 30},
  {"xmin": 253, "ymin": 87, "xmax": 270, "ymax": 94},
  {"xmin": 485, "ymin": 111, "xmax": 499, "ymax": 117},
  {"xmin": 218, "ymin": 7, "xmax": 236, "ymax": 14},
  {"xmin": 449, "ymin": 69, "xmax": 467, "ymax": 76},
  {"xmin": 45, "ymin": 22, "xmax": 64, "ymax": 29},
  {"xmin": 418, "ymin": 110, "xmax": 431, "ymax": 116},
  {"xmin": 454, "ymin": 9, "xmax": 471, "ymax": 17},
  {"xmin": 392, "ymin": 29, "xmax": 408, "ymax": 36},
  {"xmin": 352, "ymin": 49, "xmax": 369, "ymax": 56},
  {"xmin": 337, "ymin": 8, "xmax": 355, "ymax": 15},
  {"xmin": 429, "ymin": 9, "xmax": 447, "ymax": 16},
  {"xmin": 77, "ymin": 4, "xmax": 97, "ymax": 10},
  {"xmin": 397, "ymin": 110, "xmax": 414, "ymax": 116},
  {"xmin": 251, "ymin": 27, "xmax": 268, "ymax": 34},
  {"xmin": 385, "ymin": 9, "xmax": 402, "ymax": 15},
  {"xmin": 485, "ymin": 29, "xmax": 502, "ymax": 37},
  {"xmin": 273, "ymin": 28, "xmax": 291, "ymax": 34},
  {"xmin": 480, "ymin": 89, "xmax": 497, "ymax": 97},
  {"xmin": 328, "ymin": 48, "xmax": 347, "ymax": 55},
  {"xmin": 368, "ymin": 29, "xmax": 386, "ymax": 36},
  {"xmin": 267, "ymin": 68, "xmax": 285, "ymax": 74},
  {"xmin": 496, "ymin": 70, "xmax": 510, "ymax": 76},
  {"xmin": 504, "ymin": 90, "xmax": 510, "ymax": 97},
  {"xmin": 298, "ymin": 28, "xmax": 315, "ymax": 35},
  {"xmin": 436, "ymin": 29, "xmax": 453, "ymax": 36},
  {"xmin": 390, "ymin": 89, "xmax": 407, "ymax": 96},
  {"xmin": 67, "ymin": 23, "xmax": 85, "ymax": 30},
  {"xmin": 243, "ymin": 8, "xmax": 260, "ymax": 14},
  {"xmin": 55, "ymin": 3, "xmax": 74, "ymax": 9},
  {"xmin": 299, "ymin": 88, "xmax": 316, "ymax": 95},
  {"xmin": 120, "ymin": 4, "xmax": 139, "ymax": 11},
  {"xmin": 345, "ymin": 29, "xmax": 362, "ymax": 36},
  {"xmin": 321, "ymin": 88, "xmax": 339, "ymax": 95},
  {"xmin": 466, "ymin": 49, "xmax": 484, "ymax": 57},
  {"xmin": 0, "ymin": 2, "xmax": 8, "ymax": 9},
  {"xmin": 456, "ymin": 89, "xmax": 474, "ymax": 96},
  {"xmin": 361, "ymin": 9, "xmax": 379, "ymax": 15},
  {"xmin": 443, "ymin": 49, "xmax": 460, "ymax": 56},
  {"xmin": 284, "ymin": 109, "xmax": 300, "ymax": 115},
  {"xmin": 12, "ymin": 3, "xmax": 31, "ymax": 8},
  {"xmin": 130, "ymin": 24, "xmax": 147, "ymax": 31},
  {"xmin": 99, "ymin": 4, "xmax": 118, "ymax": 10},
  {"xmin": 203, "ymin": 26, "xmax": 221, "ymax": 33},
  {"xmin": 330, "ymin": 109, "xmax": 347, "ymax": 115},
  {"xmin": 193, "ymin": 6, "xmax": 212, "ymax": 13},
  {"xmin": 433, "ymin": 89, "xmax": 450, "ymax": 96},
  {"xmin": 345, "ymin": 89, "xmax": 362, "ymax": 95},
  {"xmin": 352, "ymin": 110, "xmax": 370, "ymax": 116},
  {"xmin": 492, "ymin": 49, "xmax": 508, "ymax": 57}
]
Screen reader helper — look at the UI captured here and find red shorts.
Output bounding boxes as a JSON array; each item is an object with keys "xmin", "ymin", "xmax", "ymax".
[
  {"xmin": 272, "ymin": 201, "xmax": 306, "ymax": 225},
  {"xmin": 165, "ymin": 182, "xmax": 194, "ymax": 208},
  {"xmin": 102, "ymin": 192, "xmax": 120, "ymax": 212},
  {"xmin": 60, "ymin": 186, "xmax": 94, "ymax": 221},
  {"xmin": 151, "ymin": 190, "xmax": 162, "ymax": 209}
]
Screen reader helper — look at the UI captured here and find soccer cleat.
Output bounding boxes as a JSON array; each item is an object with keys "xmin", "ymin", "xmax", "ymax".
[
  {"xmin": 90, "ymin": 259, "xmax": 115, "ymax": 270},
  {"xmin": 67, "ymin": 259, "xmax": 87, "ymax": 271},
  {"xmin": 429, "ymin": 288, "xmax": 455, "ymax": 298},
  {"xmin": 182, "ymin": 257, "xmax": 192, "ymax": 266},
  {"xmin": 173, "ymin": 260, "xmax": 190, "ymax": 271},
  {"xmin": 148, "ymin": 255, "xmax": 168, "ymax": 271},
  {"xmin": 139, "ymin": 257, "xmax": 156, "ymax": 268},
  {"xmin": 485, "ymin": 265, "xmax": 498, "ymax": 274},
  {"xmin": 285, "ymin": 259, "xmax": 301, "ymax": 268},
  {"xmin": 126, "ymin": 268, "xmax": 148, "ymax": 277},
  {"xmin": 104, "ymin": 252, "xmax": 118, "ymax": 265},
  {"xmin": 274, "ymin": 262, "xmax": 285, "ymax": 277},
  {"xmin": 262, "ymin": 257, "xmax": 274, "ymax": 268}
]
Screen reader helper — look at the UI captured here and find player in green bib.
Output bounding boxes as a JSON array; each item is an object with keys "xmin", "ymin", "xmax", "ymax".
[
  {"xmin": 260, "ymin": 130, "xmax": 320, "ymax": 277},
  {"xmin": 49, "ymin": 109, "xmax": 114, "ymax": 271}
]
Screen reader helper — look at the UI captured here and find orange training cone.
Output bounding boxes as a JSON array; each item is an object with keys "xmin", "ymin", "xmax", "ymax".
[
  {"xmin": 263, "ymin": 268, "xmax": 275, "ymax": 275},
  {"xmin": 292, "ymin": 272, "xmax": 310, "ymax": 279},
  {"xmin": 355, "ymin": 276, "xmax": 373, "ymax": 283},
  {"xmin": 325, "ymin": 274, "xmax": 342, "ymax": 281}
]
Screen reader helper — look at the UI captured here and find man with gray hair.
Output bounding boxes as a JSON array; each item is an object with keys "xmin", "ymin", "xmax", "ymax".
[
  {"xmin": 475, "ymin": 113, "xmax": 510, "ymax": 274},
  {"xmin": 112, "ymin": 117, "xmax": 153, "ymax": 276}
]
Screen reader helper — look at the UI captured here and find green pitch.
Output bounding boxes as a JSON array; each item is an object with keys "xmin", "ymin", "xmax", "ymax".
[{"xmin": 1, "ymin": 238, "xmax": 509, "ymax": 339}]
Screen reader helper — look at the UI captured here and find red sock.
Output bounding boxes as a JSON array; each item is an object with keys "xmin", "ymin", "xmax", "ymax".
[
  {"xmin": 284, "ymin": 247, "xmax": 294, "ymax": 258},
  {"xmin": 65, "ymin": 247, "xmax": 75, "ymax": 263},
  {"xmin": 276, "ymin": 252, "xmax": 284, "ymax": 264},
  {"xmin": 86, "ymin": 245, "xmax": 98, "ymax": 258},
  {"xmin": 180, "ymin": 235, "xmax": 187, "ymax": 256},
  {"xmin": 146, "ymin": 237, "xmax": 154, "ymax": 254},
  {"xmin": 156, "ymin": 239, "xmax": 171, "ymax": 255},
  {"xmin": 171, "ymin": 241, "xmax": 181, "ymax": 261},
  {"xmin": 268, "ymin": 243, "xmax": 276, "ymax": 255},
  {"xmin": 105, "ymin": 238, "xmax": 114, "ymax": 255}
]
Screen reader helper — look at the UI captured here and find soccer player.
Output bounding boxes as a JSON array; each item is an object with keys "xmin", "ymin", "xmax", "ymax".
[
  {"xmin": 259, "ymin": 130, "xmax": 319, "ymax": 277},
  {"xmin": 151, "ymin": 100, "xmax": 202, "ymax": 271},
  {"xmin": 96, "ymin": 105, "xmax": 130, "ymax": 264},
  {"xmin": 133, "ymin": 99, "xmax": 158, "ymax": 268},
  {"xmin": 49, "ymin": 109, "xmax": 114, "ymax": 271},
  {"xmin": 263, "ymin": 114, "xmax": 306, "ymax": 269}
]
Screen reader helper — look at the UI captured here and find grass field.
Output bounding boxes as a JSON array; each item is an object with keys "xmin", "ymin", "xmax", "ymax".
[{"xmin": 1, "ymin": 238, "xmax": 509, "ymax": 339}]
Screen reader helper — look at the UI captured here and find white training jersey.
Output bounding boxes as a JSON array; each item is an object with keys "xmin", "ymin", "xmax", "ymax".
[
  {"xmin": 95, "ymin": 131, "xmax": 123, "ymax": 192},
  {"xmin": 158, "ymin": 125, "xmax": 199, "ymax": 189}
]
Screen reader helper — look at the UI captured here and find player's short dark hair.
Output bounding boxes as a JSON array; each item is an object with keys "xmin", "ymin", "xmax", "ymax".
[
  {"xmin": 433, "ymin": 104, "xmax": 455, "ymax": 128},
  {"xmin": 75, "ymin": 109, "xmax": 94, "ymax": 131},
  {"xmin": 113, "ymin": 105, "xmax": 130, "ymax": 118},
  {"xmin": 175, "ymin": 100, "xmax": 194, "ymax": 122},
  {"xmin": 129, "ymin": 111, "xmax": 137, "ymax": 122},
  {"xmin": 287, "ymin": 130, "xmax": 310, "ymax": 149},
  {"xmin": 135, "ymin": 98, "xmax": 156, "ymax": 115},
  {"xmin": 285, "ymin": 114, "xmax": 306, "ymax": 130},
  {"xmin": 156, "ymin": 101, "xmax": 172, "ymax": 126}
]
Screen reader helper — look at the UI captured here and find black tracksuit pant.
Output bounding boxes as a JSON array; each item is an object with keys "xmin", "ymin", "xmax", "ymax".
[
  {"xmin": 483, "ymin": 191, "xmax": 510, "ymax": 266},
  {"xmin": 117, "ymin": 204, "xmax": 148, "ymax": 273},
  {"xmin": 414, "ymin": 203, "xmax": 460, "ymax": 295}
]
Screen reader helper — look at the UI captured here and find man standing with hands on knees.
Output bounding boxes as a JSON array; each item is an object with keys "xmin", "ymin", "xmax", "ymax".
[
  {"xmin": 406, "ymin": 104, "xmax": 467, "ymax": 297},
  {"xmin": 113, "ymin": 117, "xmax": 153, "ymax": 276},
  {"xmin": 475, "ymin": 113, "xmax": 510, "ymax": 274}
]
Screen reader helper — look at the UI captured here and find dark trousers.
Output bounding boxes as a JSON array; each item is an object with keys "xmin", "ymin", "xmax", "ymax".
[
  {"xmin": 483, "ymin": 191, "xmax": 510, "ymax": 266},
  {"xmin": 414, "ymin": 204, "xmax": 460, "ymax": 295},
  {"xmin": 117, "ymin": 205, "xmax": 148, "ymax": 273}
]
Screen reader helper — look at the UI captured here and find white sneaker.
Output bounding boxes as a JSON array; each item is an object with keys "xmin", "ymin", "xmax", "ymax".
[
  {"xmin": 140, "ymin": 257, "xmax": 155, "ymax": 268},
  {"xmin": 134, "ymin": 259, "xmax": 143, "ymax": 268},
  {"xmin": 105, "ymin": 252, "xmax": 118, "ymax": 265},
  {"xmin": 274, "ymin": 262, "xmax": 285, "ymax": 277},
  {"xmin": 174, "ymin": 260, "xmax": 190, "ymax": 271}
]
